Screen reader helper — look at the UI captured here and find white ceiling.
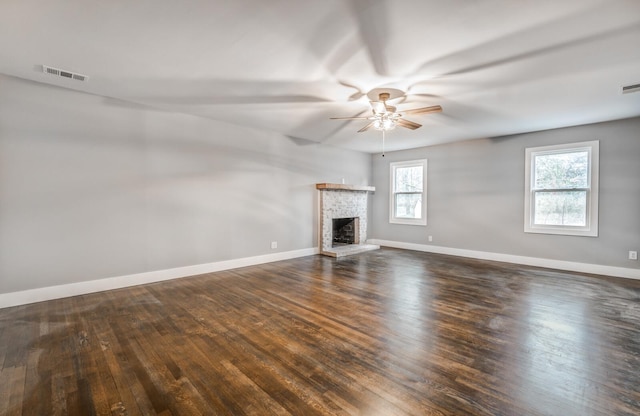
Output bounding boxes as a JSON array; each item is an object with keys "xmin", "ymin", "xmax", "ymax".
[{"xmin": 1, "ymin": 0, "xmax": 639, "ymax": 153}]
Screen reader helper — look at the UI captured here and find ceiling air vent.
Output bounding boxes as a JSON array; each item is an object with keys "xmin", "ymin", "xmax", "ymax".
[
  {"xmin": 42, "ymin": 65, "xmax": 88, "ymax": 82},
  {"xmin": 621, "ymin": 83, "xmax": 640, "ymax": 94}
]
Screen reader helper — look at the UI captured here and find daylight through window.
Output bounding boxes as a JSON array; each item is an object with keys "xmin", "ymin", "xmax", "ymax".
[
  {"xmin": 390, "ymin": 159, "xmax": 427, "ymax": 225},
  {"xmin": 524, "ymin": 141, "xmax": 599, "ymax": 236}
]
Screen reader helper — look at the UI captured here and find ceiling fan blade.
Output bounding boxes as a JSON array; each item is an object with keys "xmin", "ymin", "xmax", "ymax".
[
  {"xmin": 370, "ymin": 101, "xmax": 387, "ymax": 114},
  {"xmin": 329, "ymin": 116, "xmax": 370, "ymax": 120},
  {"xmin": 397, "ymin": 118, "xmax": 422, "ymax": 130},
  {"xmin": 358, "ymin": 121, "xmax": 376, "ymax": 132},
  {"xmin": 401, "ymin": 105, "xmax": 443, "ymax": 115}
]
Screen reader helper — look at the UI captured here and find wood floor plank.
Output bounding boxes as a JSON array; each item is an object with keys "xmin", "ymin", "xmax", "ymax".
[
  {"xmin": 50, "ymin": 372, "xmax": 68, "ymax": 416},
  {"xmin": 165, "ymin": 288, "xmax": 336, "ymax": 415},
  {"xmin": 91, "ymin": 305, "xmax": 148, "ymax": 416},
  {"xmin": 1, "ymin": 248, "xmax": 640, "ymax": 415},
  {"xmin": 5, "ymin": 365, "xmax": 27, "ymax": 416}
]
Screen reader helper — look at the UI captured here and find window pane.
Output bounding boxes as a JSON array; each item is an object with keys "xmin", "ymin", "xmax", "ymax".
[
  {"xmin": 395, "ymin": 166, "xmax": 423, "ymax": 192},
  {"xmin": 534, "ymin": 151, "xmax": 588, "ymax": 189},
  {"xmin": 533, "ymin": 191, "xmax": 587, "ymax": 226},
  {"xmin": 395, "ymin": 194, "xmax": 422, "ymax": 219}
]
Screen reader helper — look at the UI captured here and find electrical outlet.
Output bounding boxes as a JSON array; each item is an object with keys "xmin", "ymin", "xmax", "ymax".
[
  {"xmin": 428, "ymin": 235, "xmax": 433, "ymax": 242},
  {"xmin": 630, "ymin": 251, "xmax": 638, "ymax": 260},
  {"xmin": 271, "ymin": 241, "xmax": 278, "ymax": 249}
]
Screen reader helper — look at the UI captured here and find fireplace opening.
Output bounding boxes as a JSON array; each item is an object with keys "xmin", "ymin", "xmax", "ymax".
[{"xmin": 332, "ymin": 217, "xmax": 360, "ymax": 247}]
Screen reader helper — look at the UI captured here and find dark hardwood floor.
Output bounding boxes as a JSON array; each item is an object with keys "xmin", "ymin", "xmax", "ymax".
[{"xmin": 1, "ymin": 248, "xmax": 640, "ymax": 415}]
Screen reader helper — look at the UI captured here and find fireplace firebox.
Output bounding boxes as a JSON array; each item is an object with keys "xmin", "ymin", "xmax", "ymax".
[{"xmin": 332, "ymin": 217, "xmax": 360, "ymax": 247}]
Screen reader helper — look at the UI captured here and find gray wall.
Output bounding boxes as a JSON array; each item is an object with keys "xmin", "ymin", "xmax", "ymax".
[
  {"xmin": 0, "ymin": 75, "xmax": 371, "ymax": 293},
  {"xmin": 371, "ymin": 117, "xmax": 640, "ymax": 269}
]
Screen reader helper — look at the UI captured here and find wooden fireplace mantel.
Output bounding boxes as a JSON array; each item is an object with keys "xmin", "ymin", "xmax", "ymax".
[{"xmin": 316, "ymin": 183, "xmax": 375, "ymax": 192}]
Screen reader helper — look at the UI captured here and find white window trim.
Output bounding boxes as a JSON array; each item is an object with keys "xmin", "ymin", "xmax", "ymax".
[
  {"xmin": 390, "ymin": 159, "xmax": 427, "ymax": 226},
  {"xmin": 524, "ymin": 140, "xmax": 599, "ymax": 236}
]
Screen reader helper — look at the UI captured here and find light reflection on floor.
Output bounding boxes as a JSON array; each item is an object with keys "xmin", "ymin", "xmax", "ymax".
[{"xmin": 520, "ymin": 283, "xmax": 598, "ymax": 415}]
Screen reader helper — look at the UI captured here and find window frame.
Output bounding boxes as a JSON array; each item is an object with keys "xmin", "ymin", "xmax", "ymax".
[
  {"xmin": 389, "ymin": 159, "xmax": 427, "ymax": 226},
  {"xmin": 524, "ymin": 140, "xmax": 599, "ymax": 236}
]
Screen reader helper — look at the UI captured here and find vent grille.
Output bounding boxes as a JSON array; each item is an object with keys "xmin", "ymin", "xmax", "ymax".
[
  {"xmin": 42, "ymin": 65, "xmax": 88, "ymax": 82},
  {"xmin": 622, "ymin": 83, "xmax": 640, "ymax": 94}
]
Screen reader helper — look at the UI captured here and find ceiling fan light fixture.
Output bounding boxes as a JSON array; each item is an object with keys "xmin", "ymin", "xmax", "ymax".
[
  {"xmin": 373, "ymin": 116, "xmax": 396, "ymax": 131},
  {"xmin": 330, "ymin": 88, "xmax": 442, "ymax": 137}
]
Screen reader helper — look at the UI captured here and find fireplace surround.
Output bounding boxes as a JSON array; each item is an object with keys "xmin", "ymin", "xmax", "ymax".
[{"xmin": 316, "ymin": 183, "xmax": 380, "ymax": 257}]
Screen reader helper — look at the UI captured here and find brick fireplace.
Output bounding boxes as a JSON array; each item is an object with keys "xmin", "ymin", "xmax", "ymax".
[{"xmin": 316, "ymin": 183, "xmax": 380, "ymax": 257}]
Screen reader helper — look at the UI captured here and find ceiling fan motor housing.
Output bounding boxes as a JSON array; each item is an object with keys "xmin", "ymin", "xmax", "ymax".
[{"xmin": 331, "ymin": 88, "xmax": 442, "ymax": 133}]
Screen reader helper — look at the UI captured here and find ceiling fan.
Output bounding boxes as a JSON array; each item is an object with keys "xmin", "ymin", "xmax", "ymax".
[{"xmin": 330, "ymin": 88, "xmax": 442, "ymax": 133}]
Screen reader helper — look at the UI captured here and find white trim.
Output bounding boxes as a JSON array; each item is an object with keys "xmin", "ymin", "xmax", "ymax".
[
  {"xmin": 389, "ymin": 159, "xmax": 427, "ymax": 226},
  {"xmin": 367, "ymin": 239, "xmax": 640, "ymax": 281},
  {"xmin": 524, "ymin": 140, "xmax": 599, "ymax": 236},
  {"xmin": 0, "ymin": 247, "xmax": 319, "ymax": 309}
]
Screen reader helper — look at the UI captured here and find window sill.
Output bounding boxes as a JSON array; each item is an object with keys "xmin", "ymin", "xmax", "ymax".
[
  {"xmin": 524, "ymin": 225, "xmax": 597, "ymax": 237},
  {"xmin": 390, "ymin": 218, "xmax": 427, "ymax": 226}
]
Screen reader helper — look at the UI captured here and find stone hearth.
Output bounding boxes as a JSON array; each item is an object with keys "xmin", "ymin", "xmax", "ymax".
[{"xmin": 316, "ymin": 183, "xmax": 379, "ymax": 257}]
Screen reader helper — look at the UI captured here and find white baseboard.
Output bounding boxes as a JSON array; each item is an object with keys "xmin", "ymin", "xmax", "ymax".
[
  {"xmin": 367, "ymin": 239, "xmax": 640, "ymax": 280},
  {"xmin": 5, "ymin": 242, "xmax": 637, "ymax": 309},
  {"xmin": 0, "ymin": 247, "xmax": 319, "ymax": 309}
]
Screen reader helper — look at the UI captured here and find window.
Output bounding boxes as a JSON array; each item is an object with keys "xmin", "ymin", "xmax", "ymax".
[
  {"xmin": 524, "ymin": 141, "xmax": 599, "ymax": 236},
  {"xmin": 390, "ymin": 159, "xmax": 427, "ymax": 225}
]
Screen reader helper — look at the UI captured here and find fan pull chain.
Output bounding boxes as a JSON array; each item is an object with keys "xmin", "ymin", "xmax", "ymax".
[{"xmin": 382, "ymin": 129, "xmax": 385, "ymax": 157}]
